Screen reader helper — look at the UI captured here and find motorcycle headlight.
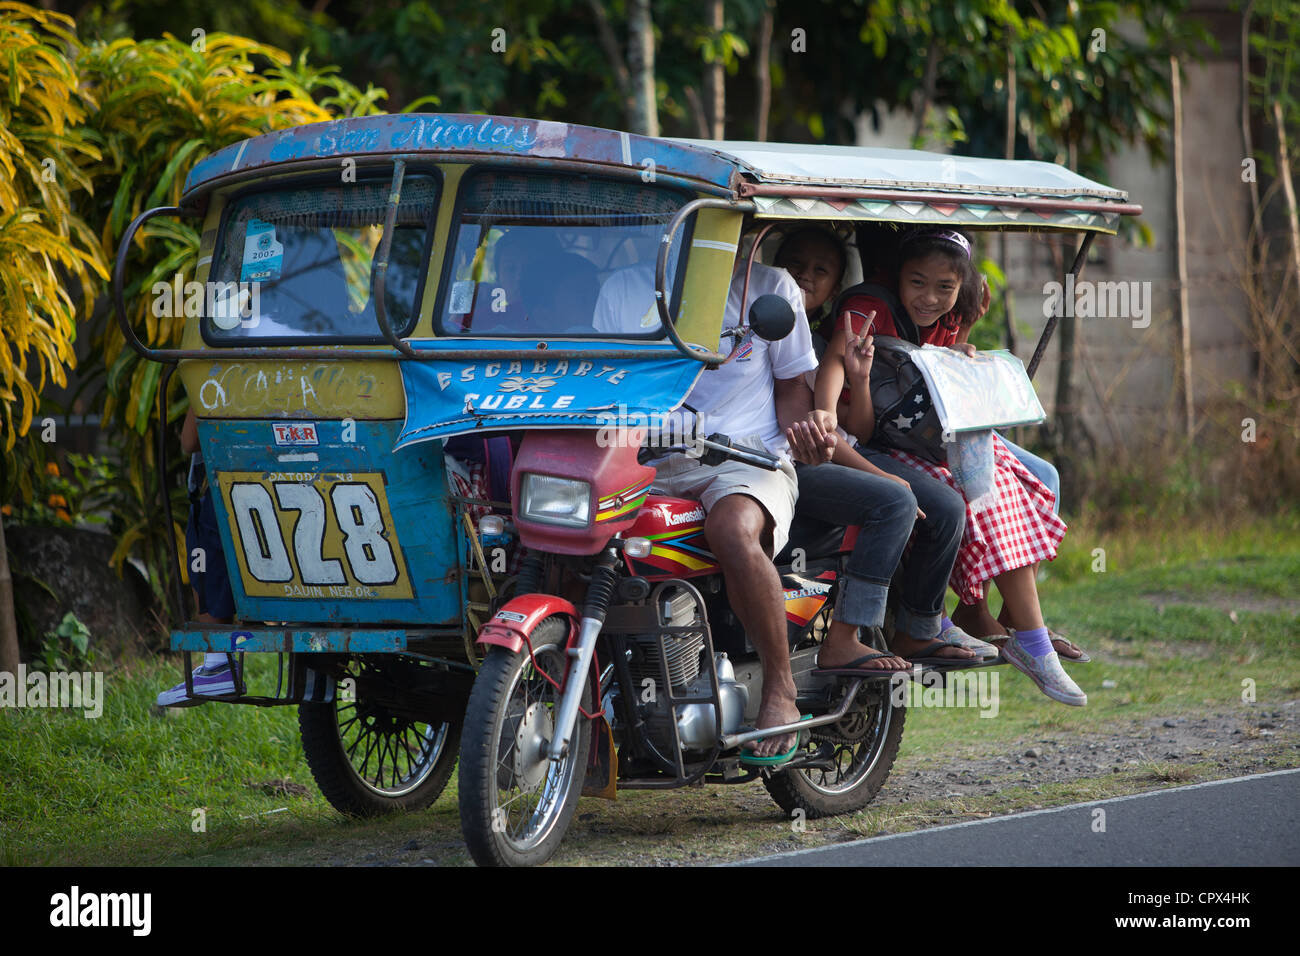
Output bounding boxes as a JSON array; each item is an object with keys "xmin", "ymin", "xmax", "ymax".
[{"xmin": 518, "ymin": 473, "xmax": 591, "ymax": 527}]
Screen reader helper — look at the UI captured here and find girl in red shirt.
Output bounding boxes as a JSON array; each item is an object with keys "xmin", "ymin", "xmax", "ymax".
[{"xmin": 815, "ymin": 227, "xmax": 1086, "ymax": 707}]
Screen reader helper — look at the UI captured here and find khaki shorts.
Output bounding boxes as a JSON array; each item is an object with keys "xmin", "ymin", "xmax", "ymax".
[{"xmin": 651, "ymin": 436, "xmax": 799, "ymax": 557}]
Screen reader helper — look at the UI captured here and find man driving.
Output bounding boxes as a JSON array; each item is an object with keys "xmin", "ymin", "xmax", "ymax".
[{"xmin": 598, "ymin": 254, "xmax": 901, "ymax": 761}]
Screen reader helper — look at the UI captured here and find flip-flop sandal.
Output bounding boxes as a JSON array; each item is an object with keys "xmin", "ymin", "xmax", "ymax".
[
  {"xmin": 893, "ymin": 637, "xmax": 985, "ymax": 670},
  {"xmin": 813, "ymin": 651, "xmax": 912, "ymax": 679},
  {"xmin": 989, "ymin": 633, "xmax": 1091, "ymax": 663},
  {"xmin": 739, "ymin": 715, "xmax": 812, "ymax": 768},
  {"xmin": 1049, "ymin": 630, "xmax": 1091, "ymax": 663}
]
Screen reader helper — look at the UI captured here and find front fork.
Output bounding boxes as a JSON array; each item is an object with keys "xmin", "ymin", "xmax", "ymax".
[{"xmin": 549, "ymin": 547, "xmax": 619, "ymax": 762}]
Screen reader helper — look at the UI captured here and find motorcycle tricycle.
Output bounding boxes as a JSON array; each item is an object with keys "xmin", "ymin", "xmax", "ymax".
[{"xmin": 112, "ymin": 111, "xmax": 1139, "ymax": 865}]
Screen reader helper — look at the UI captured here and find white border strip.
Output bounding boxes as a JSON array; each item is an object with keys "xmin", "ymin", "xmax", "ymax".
[
  {"xmin": 230, "ymin": 140, "xmax": 248, "ymax": 172},
  {"xmin": 734, "ymin": 767, "xmax": 1300, "ymax": 866},
  {"xmin": 692, "ymin": 239, "xmax": 738, "ymax": 253}
]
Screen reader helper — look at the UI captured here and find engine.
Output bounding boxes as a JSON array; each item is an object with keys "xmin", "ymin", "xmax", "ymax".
[{"xmin": 615, "ymin": 585, "xmax": 748, "ymax": 754}]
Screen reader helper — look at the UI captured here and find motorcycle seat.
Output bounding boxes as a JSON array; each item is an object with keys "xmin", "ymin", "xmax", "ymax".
[{"xmin": 774, "ymin": 515, "xmax": 852, "ymax": 564}]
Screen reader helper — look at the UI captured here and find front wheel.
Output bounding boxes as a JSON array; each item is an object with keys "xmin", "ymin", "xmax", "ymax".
[{"xmin": 457, "ymin": 616, "xmax": 592, "ymax": 867}]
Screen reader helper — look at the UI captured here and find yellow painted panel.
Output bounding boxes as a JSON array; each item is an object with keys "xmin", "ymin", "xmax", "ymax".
[
  {"xmin": 178, "ymin": 359, "xmax": 405, "ymax": 419},
  {"xmin": 673, "ymin": 207, "xmax": 742, "ymax": 348},
  {"xmin": 216, "ymin": 470, "xmax": 413, "ymax": 600},
  {"xmin": 413, "ymin": 163, "xmax": 468, "ymax": 335}
]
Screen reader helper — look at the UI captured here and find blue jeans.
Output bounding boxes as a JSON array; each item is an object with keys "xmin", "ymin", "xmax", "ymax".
[
  {"xmin": 997, "ymin": 434, "xmax": 1060, "ymax": 515},
  {"xmin": 794, "ymin": 455, "xmax": 965, "ymax": 640}
]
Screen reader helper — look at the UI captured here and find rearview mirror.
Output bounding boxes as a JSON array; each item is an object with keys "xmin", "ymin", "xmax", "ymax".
[{"xmin": 748, "ymin": 294, "xmax": 796, "ymax": 342}]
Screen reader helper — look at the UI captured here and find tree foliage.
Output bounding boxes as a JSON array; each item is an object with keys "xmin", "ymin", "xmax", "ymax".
[
  {"xmin": 3, "ymin": 3, "xmax": 388, "ymax": 613},
  {"xmin": 0, "ymin": 3, "xmax": 106, "ymax": 451}
]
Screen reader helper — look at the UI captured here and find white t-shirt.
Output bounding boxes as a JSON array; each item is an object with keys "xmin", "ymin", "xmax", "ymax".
[
  {"xmin": 593, "ymin": 265, "xmax": 660, "ymax": 334},
  {"xmin": 593, "ymin": 261, "xmax": 817, "ymax": 455},
  {"xmin": 689, "ymin": 263, "xmax": 817, "ymax": 455}
]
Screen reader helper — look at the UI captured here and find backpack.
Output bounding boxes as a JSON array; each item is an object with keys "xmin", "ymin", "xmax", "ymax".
[{"xmin": 867, "ymin": 338, "xmax": 947, "ymax": 464}]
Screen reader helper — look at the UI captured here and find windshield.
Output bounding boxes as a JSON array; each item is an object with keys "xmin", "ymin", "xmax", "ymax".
[
  {"xmin": 206, "ymin": 174, "xmax": 439, "ymax": 343},
  {"xmin": 436, "ymin": 171, "xmax": 688, "ymax": 337}
]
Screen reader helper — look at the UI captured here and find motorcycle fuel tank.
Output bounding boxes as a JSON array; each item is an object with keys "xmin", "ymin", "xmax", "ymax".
[{"xmin": 622, "ymin": 494, "xmax": 720, "ymax": 579}]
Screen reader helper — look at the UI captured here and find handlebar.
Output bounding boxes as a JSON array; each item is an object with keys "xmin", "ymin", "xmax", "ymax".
[
  {"xmin": 637, "ymin": 431, "xmax": 780, "ymax": 472},
  {"xmin": 695, "ymin": 433, "xmax": 780, "ymax": 470}
]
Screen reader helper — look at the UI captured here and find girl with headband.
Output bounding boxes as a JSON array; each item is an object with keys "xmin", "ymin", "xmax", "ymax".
[{"xmin": 814, "ymin": 226, "xmax": 1086, "ymax": 706}]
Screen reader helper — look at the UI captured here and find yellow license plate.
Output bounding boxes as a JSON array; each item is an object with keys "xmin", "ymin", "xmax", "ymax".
[{"xmin": 216, "ymin": 471, "xmax": 413, "ymax": 600}]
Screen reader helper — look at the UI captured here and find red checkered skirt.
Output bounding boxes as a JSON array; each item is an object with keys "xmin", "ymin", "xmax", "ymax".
[{"xmin": 889, "ymin": 435, "xmax": 1066, "ymax": 603}]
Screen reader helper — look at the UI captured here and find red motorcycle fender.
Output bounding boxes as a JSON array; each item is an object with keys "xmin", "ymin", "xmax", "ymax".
[
  {"xmin": 476, "ymin": 594, "xmax": 601, "ymax": 722},
  {"xmin": 476, "ymin": 594, "xmax": 581, "ymax": 654}
]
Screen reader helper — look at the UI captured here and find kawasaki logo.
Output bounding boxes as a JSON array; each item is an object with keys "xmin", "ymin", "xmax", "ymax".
[{"xmin": 656, "ymin": 503, "xmax": 706, "ymax": 526}]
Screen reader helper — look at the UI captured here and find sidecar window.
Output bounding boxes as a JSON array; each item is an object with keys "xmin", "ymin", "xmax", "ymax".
[
  {"xmin": 436, "ymin": 171, "xmax": 688, "ymax": 337},
  {"xmin": 205, "ymin": 174, "xmax": 439, "ymax": 344}
]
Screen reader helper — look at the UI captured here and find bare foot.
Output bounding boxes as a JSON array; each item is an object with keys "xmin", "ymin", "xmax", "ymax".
[
  {"xmin": 816, "ymin": 620, "xmax": 909, "ymax": 671},
  {"xmin": 751, "ymin": 696, "xmax": 802, "ymax": 758},
  {"xmin": 952, "ymin": 603, "xmax": 1008, "ymax": 639},
  {"xmin": 890, "ymin": 630, "xmax": 974, "ymax": 661}
]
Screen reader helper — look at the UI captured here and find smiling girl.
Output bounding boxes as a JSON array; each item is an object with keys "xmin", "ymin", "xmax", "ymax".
[{"xmin": 816, "ymin": 227, "xmax": 1086, "ymax": 707}]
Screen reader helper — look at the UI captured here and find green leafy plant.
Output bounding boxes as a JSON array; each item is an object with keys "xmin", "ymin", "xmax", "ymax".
[
  {"xmin": 4, "ymin": 453, "xmax": 114, "ymax": 527},
  {"xmin": 35, "ymin": 611, "xmax": 94, "ymax": 673}
]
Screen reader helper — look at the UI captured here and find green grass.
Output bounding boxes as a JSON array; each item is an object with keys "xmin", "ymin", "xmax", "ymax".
[
  {"xmin": 0, "ymin": 655, "xmax": 343, "ymax": 865},
  {"xmin": 1, "ymin": 513, "xmax": 1297, "ymax": 866}
]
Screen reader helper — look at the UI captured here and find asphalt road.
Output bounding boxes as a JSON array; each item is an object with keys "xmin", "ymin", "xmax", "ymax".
[{"xmin": 737, "ymin": 767, "xmax": 1300, "ymax": 866}]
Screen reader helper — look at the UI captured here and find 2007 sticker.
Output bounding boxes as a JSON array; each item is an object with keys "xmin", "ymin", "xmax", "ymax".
[{"xmin": 241, "ymin": 218, "xmax": 283, "ymax": 283}]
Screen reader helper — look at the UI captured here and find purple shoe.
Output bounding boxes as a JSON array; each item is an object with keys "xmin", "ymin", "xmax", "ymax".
[
  {"xmin": 156, "ymin": 660, "xmax": 239, "ymax": 708},
  {"xmin": 1002, "ymin": 632, "xmax": 1087, "ymax": 707}
]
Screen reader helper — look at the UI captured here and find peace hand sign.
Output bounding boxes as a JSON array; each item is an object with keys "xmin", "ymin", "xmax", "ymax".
[{"xmin": 842, "ymin": 310, "xmax": 875, "ymax": 382}]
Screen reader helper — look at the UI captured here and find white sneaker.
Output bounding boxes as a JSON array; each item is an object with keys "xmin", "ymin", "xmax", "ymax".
[
  {"xmin": 1002, "ymin": 632, "xmax": 1087, "ymax": 706},
  {"xmin": 156, "ymin": 660, "xmax": 239, "ymax": 708}
]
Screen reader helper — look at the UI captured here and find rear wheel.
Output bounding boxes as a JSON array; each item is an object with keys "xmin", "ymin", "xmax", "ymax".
[
  {"xmin": 299, "ymin": 656, "xmax": 460, "ymax": 816},
  {"xmin": 457, "ymin": 616, "xmax": 593, "ymax": 867},
  {"xmin": 765, "ymin": 612, "xmax": 906, "ymax": 818}
]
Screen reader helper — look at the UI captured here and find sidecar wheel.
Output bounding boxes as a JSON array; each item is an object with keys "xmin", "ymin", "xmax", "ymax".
[
  {"xmin": 458, "ymin": 616, "xmax": 592, "ymax": 867},
  {"xmin": 299, "ymin": 657, "xmax": 460, "ymax": 817}
]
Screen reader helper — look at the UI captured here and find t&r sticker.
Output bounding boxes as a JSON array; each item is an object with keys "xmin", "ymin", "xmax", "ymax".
[{"xmin": 273, "ymin": 422, "xmax": 319, "ymax": 445}]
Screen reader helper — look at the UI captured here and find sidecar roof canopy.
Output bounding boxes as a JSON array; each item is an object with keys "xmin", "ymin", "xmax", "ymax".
[{"xmin": 182, "ymin": 113, "xmax": 1140, "ymax": 233}]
